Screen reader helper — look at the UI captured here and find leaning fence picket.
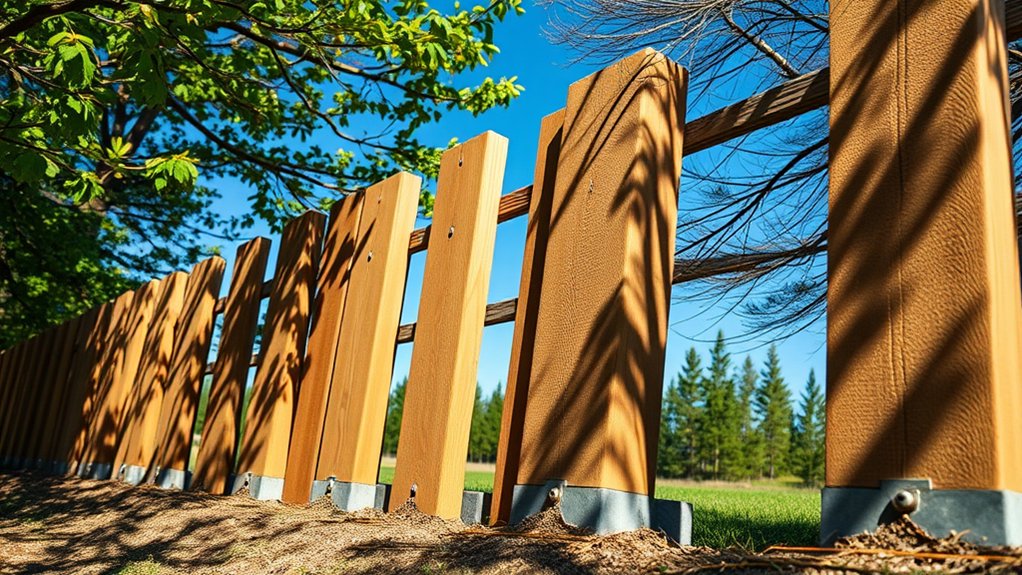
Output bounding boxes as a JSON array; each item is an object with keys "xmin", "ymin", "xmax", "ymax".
[
  {"xmin": 191, "ymin": 239, "xmax": 271, "ymax": 494},
  {"xmin": 389, "ymin": 132, "xmax": 508, "ymax": 518},
  {"xmin": 281, "ymin": 197, "xmax": 363, "ymax": 504},
  {"xmin": 312, "ymin": 172, "xmax": 421, "ymax": 508},
  {"xmin": 235, "ymin": 212, "xmax": 325, "ymax": 499}
]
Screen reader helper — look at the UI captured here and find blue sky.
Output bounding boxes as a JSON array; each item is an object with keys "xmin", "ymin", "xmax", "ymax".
[{"xmin": 205, "ymin": 1, "xmax": 827, "ymax": 402}]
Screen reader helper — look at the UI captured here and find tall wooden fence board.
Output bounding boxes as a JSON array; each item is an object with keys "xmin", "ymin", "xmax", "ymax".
[
  {"xmin": 516, "ymin": 49, "xmax": 686, "ymax": 495},
  {"xmin": 151, "ymin": 257, "xmax": 225, "ymax": 487},
  {"xmin": 282, "ymin": 197, "xmax": 363, "ymax": 504},
  {"xmin": 390, "ymin": 132, "xmax": 507, "ymax": 518},
  {"xmin": 236, "ymin": 211, "xmax": 325, "ymax": 497},
  {"xmin": 314, "ymin": 172, "xmax": 420, "ymax": 491},
  {"xmin": 192, "ymin": 238, "xmax": 271, "ymax": 494}
]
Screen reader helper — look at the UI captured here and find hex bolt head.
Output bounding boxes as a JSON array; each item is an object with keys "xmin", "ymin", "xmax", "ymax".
[{"xmin": 891, "ymin": 489, "xmax": 919, "ymax": 513}]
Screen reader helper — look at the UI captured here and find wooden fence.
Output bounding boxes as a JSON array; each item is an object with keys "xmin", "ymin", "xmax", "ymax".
[{"xmin": 4, "ymin": 0, "xmax": 1022, "ymax": 543}]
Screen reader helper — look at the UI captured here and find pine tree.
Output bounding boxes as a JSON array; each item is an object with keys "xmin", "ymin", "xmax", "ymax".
[
  {"xmin": 736, "ymin": 356, "xmax": 764, "ymax": 479},
  {"xmin": 468, "ymin": 386, "xmax": 487, "ymax": 462},
  {"xmin": 482, "ymin": 384, "xmax": 505, "ymax": 461},
  {"xmin": 677, "ymin": 347, "xmax": 705, "ymax": 477},
  {"xmin": 658, "ymin": 376, "xmax": 685, "ymax": 478},
  {"xmin": 791, "ymin": 369, "xmax": 825, "ymax": 486},
  {"xmin": 755, "ymin": 345, "xmax": 793, "ymax": 479},
  {"xmin": 700, "ymin": 332, "xmax": 741, "ymax": 479},
  {"xmin": 382, "ymin": 377, "xmax": 407, "ymax": 456}
]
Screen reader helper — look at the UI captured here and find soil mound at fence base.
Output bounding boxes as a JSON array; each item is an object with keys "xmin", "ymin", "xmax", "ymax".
[{"xmin": 2, "ymin": 472, "xmax": 1021, "ymax": 574}]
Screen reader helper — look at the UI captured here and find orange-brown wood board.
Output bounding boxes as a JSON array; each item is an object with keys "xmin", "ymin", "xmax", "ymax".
[
  {"xmin": 390, "ymin": 133, "xmax": 507, "ymax": 518},
  {"xmin": 516, "ymin": 49, "xmax": 687, "ymax": 496}
]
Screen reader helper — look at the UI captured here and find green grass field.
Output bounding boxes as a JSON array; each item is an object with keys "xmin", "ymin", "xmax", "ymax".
[{"xmin": 377, "ymin": 466, "xmax": 819, "ymax": 550}]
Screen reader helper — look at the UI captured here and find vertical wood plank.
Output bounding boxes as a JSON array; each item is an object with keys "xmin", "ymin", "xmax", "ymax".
[
  {"xmin": 313, "ymin": 173, "xmax": 420, "ymax": 499},
  {"xmin": 151, "ymin": 257, "xmax": 226, "ymax": 487},
  {"xmin": 281, "ymin": 197, "xmax": 362, "ymax": 504},
  {"xmin": 113, "ymin": 273, "xmax": 187, "ymax": 482},
  {"xmin": 77, "ymin": 290, "xmax": 136, "ymax": 477},
  {"xmin": 57, "ymin": 306, "xmax": 102, "ymax": 471},
  {"xmin": 826, "ymin": 0, "xmax": 1022, "ymax": 491},
  {"xmin": 0, "ymin": 337, "xmax": 34, "ymax": 464},
  {"xmin": 516, "ymin": 49, "xmax": 686, "ymax": 496},
  {"xmin": 490, "ymin": 110, "xmax": 565, "ymax": 524},
  {"xmin": 37, "ymin": 316, "xmax": 84, "ymax": 470},
  {"xmin": 28, "ymin": 319, "xmax": 81, "ymax": 468},
  {"xmin": 390, "ymin": 132, "xmax": 507, "ymax": 517},
  {"xmin": 191, "ymin": 238, "xmax": 271, "ymax": 494},
  {"xmin": 236, "ymin": 211, "xmax": 325, "ymax": 498}
]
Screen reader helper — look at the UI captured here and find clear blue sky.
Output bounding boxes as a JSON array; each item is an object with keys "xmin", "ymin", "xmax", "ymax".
[{"xmin": 205, "ymin": 1, "xmax": 827, "ymax": 403}]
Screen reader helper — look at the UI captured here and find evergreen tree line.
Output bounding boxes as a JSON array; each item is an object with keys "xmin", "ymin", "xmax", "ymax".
[
  {"xmin": 659, "ymin": 332, "xmax": 825, "ymax": 486},
  {"xmin": 379, "ymin": 332, "xmax": 825, "ymax": 486}
]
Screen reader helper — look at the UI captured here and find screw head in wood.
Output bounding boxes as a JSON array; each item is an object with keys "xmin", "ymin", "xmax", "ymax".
[{"xmin": 891, "ymin": 489, "xmax": 919, "ymax": 513}]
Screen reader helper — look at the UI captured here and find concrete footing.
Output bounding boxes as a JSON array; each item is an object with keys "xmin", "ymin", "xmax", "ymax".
[
  {"xmin": 231, "ymin": 472, "xmax": 283, "ymax": 500},
  {"xmin": 331, "ymin": 481, "xmax": 378, "ymax": 512},
  {"xmin": 822, "ymin": 479, "xmax": 1022, "ymax": 546},
  {"xmin": 511, "ymin": 480, "xmax": 692, "ymax": 544}
]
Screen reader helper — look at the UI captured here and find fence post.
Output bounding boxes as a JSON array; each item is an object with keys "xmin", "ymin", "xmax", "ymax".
[
  {"xmin": 510, "ymin": 49, "xmax": 689, "ymax": 539},
  {"xmin": 150, "ymin": 257, "xmax": 226, "ymax": 489},
  {"xmin": 823, "ymin": 0, "xmax": 1022, "ymax": 545},
  {"xmin": 389, "ymin": 133, "xmax": 507, "ymax": 519},
  {"xmin": 281, "ymin": 197, "xmax": 363, "ymax": 504},
  {"xmin": 235, "ymin": 211, "xmax": 325, "ymax": 500},
  {"xmin": 490, "ymin": 110, "xmax": 564, "ymax": 525},
  {"xmin": 311, "ymin": 172, "xmax": 420, "ymax": 509},
  {"xmin": 191, "ymin": 239, "xmax": 271, "ymax": 494},
  {"xmin": 114, "ymin": 272, "xmax": 187, "ymax": 484}
]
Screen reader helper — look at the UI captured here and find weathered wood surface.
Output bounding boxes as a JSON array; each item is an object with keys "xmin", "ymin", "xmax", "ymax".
[
  {"xmin": 390, "ymin": 132, "xmax": 507, "ymax": 518},
  {"xmin": 191, "ymin": 239, "xmax": 270, "ymax": 494},
  {"xmin": 314, "ymin": 172, "xmax": 420, "ymax": 491}
]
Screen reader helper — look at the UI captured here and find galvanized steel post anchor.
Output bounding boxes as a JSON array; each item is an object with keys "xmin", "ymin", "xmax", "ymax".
[
  {"xmin": 230, "ymin": 471, "xmax": 283, "ymax": 500},
  {"xmin": 821, "ymin": 479, "xmax": 1022, "ymax": 546},
  {"xmin": 509, "ymin": 480, "xmax": 693, "ymax": 545}
]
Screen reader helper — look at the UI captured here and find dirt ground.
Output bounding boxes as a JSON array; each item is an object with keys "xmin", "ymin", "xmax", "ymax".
[{"xmin": 1, "ymin": 472, "xmax": 1021, "ymax": 574}]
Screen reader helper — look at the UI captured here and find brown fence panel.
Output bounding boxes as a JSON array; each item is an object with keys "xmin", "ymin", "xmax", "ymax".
[
  {"xmin": 390, "ymin": 132, "xmax": 507, "ymax": 518},
  {"xmin": 312, "ymin": 172, "xmax": 420, "ymax": 508},
  {"xmin": 150, "ymin": 257, "xmax": 226, "ymax": 488},
  {"xmin": 513, "ymin": 49, "xmax": 686, "ymax": 526},
  {"xmin": 281, "ymin": 197, "xmax": 362, "ymax": 504},
  {"xmin": 113, "ymin": 274, "xmax": 186, "ymax": 484},
  {"xmin": 236, "ymin": 211, "xmax": 325, "ymax": 499},
  {"xmin": 28, "ymin": 318, "xmax": 81, "ymax": 469},
  {"xmin": 56, "ymin": 306, "xmax": 102, "ymax": 473},
  {"xmin": 0, "ymin": 336, "xmax": 35, "ymax": 465},
  {"xmin": 191, "ymin": 239, "xmax": 271, "ymax": 494},
  {"xmin": 490, "ymin": 109, "xmax": 565, "ymax": 524}
]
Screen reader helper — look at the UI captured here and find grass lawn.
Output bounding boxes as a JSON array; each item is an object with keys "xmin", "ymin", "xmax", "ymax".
[{"xmin": 378, "ymin": 465, "xmax": 819, "ymax": 550}]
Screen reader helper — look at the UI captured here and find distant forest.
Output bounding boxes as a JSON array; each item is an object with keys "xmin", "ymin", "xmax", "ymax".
[{"xmin": 381, "ymin": 331, "xmax": 825, "ymax": 486}]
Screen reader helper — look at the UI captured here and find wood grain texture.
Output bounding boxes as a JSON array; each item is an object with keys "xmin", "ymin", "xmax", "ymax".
[
  {"xmin": 314, "ymin": 172, "xmax": 420, "ymax": 489},
  {"xmin": 192, "ymin": 239, "xmax": 271, "ymax": 494},
  {"xmin": 490, "ymin": 109, "xmax": 564, "ymax": 524},
  {"xmin": 151, "ymin": 258, "xmax": 226, "ymax": 476},
  {"xmin": 9, "ymin": 330, "xmax": 51, "ymax": 463},
  {"xmin": 77, "ymin": 290, "xmax": 136, "ymax": 471},
  {"xmin": 38, "ymin": 317, "xmax": 85, "ymax": 465},
  {"xmin": 58, "ymin": 306, "xmax": 102, "ymax": 467},
  {"xmin": 29, "ymin": 319, "xmax": 81, "ymax": 465},
  {"xmin": 2, "ymin": 341, "xmax": 33, "ymax": 459},
  {"xmin": 113, "ymin": 273, "xmax": 187, "ymax": 477},
  {"xmin": 407, "ymin": 185, "xmax": 531, "ymax": 255},
  {"xmin": 395, "ymin": 297, "xmax": 517, "ymax": 344},
  {"xmin": 517, "ymin": 49, "xmax": 686, "ymax": 496},
  {"xmin": 390, "ymin": 132, "xmax": 507, "ymax": 517},
  {"xmin": 1, "ymin": 334, "xmax": 42, "ymax": 462},
  {"xmin": 827, "ymin": 0, "xmax": 1022, "ymax": 490},
  {"xmin": 281, "ymin": 197, "xmax": 362, "ymax": 504},
  {"xmin": 237, "ymin": 211, "xmax": 325, "ymax": 482}
]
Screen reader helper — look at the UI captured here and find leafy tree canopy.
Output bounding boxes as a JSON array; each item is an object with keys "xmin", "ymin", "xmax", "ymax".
[{"xmin": 0, "ymin": 0, "xmax": 524, "ymax": 345}]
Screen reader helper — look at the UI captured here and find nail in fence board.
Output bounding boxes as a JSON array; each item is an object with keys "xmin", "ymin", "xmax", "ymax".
[
  {"xmin": 390, "ymin": 132, "xmax": 507, "ymax": 517},
  {"xmin": 151, "ymin": 257, "xmax": 226, "ymax": 483},
  {"xmin": 313, "ymin": 172, "xmax": 420, "ymax": 492},
  {"xmin": 191, "ymin": 238, "xmax": 271, "ymax": 494},
  {"xmin": 490, "ymin": 109, "xmax": 565, "ymax": 524},
  {"xmin": 113, "ymin": 273, "xmax": 187, "ymax": 479},
  {"xmin": 237, "ymin": 211, "xmax": 325, "ymax": 490},
  {"xmin": 517, "ymin": 49, "xmax": 687, "ymax": 495},
  {"xmin": 281, "ymin": 197, "xmax": 363, "ymax": 504}
]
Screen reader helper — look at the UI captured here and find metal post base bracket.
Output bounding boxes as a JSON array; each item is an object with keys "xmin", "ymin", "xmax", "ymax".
[
  {"xmin": 118, "ymin": 464, "xmax": 148, "ymax": 486},
  {"xmin": 510, "ymin": 481, "xmax": 693, "ymax": 545},
  {"xmin": 155, "ymin": 467, "xmax": 190, "ymax": 490},
  {"xmin": 822, "ymin": 479, "xmax": 1022, "ymax": 546},
  {"xmin": 76, "ymin": 461, "xmax": 113, "ymax": 480},
  {"xmin": 231, "ymin": 472, "xmax": 284, "ymax": 501},
  {"xmin": 331, "ymin": 481, "xmax": 378, "ymax": 512}
]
